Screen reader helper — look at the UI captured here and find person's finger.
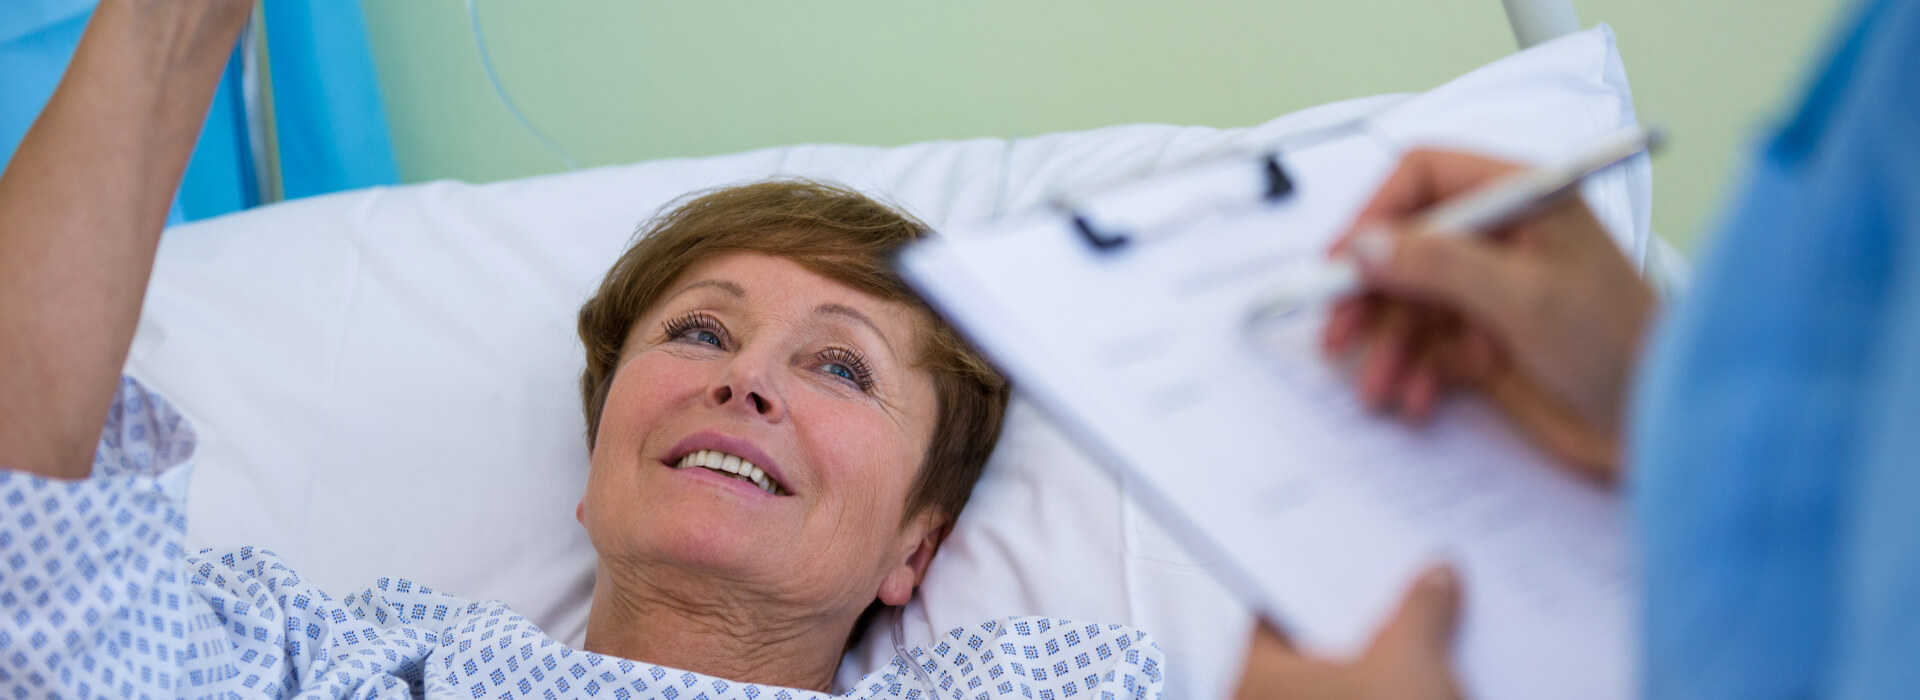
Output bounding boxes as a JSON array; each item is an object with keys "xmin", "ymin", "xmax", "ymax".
[
  {"xmin": 1386, "ymin": 309, "xmax": 1450, "ymax": 420},
  {"xmin": 1358, "ymin": 305, "xmax": 1417, "ymax": 409},
  {"xmin": 1333, "ymin": 150, "xmax": 1527, "ymax": 253},
  {"xmin": 1400, "ymin": 350, "xmax": 1442, "ymax": 422},
  {"xmin": 1232, "ymin": 622, "xmax": 1361, "ymax": 700},
  {"xmin": 1413, "ymin": 306, "xmax": 1476, "ymax": 418},
  {"xmin": 1323, "ymin": 296, "xmax": 1374, "ymax": 355},
  {"xmin": 1421, "ymin": 319, "xmax": 1493, "ymax": 385},
  {"xmin": 1418, "ymin": 327, "xmax": 1497, "ymax": 422},
  {"xmin": 1352, "ymin": 228, "xmax": 1534, "ymax": 341},
  {"xmin": 1371, "ymin": 565, "xmax": 1462, "ymax": 660},
  {"xmin": 1457, "ymin": 327, "xmax": 1500, "ymax": 381}
]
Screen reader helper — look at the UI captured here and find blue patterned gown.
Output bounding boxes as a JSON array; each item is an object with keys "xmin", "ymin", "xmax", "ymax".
[{"xmin": 0, "ymin": 378, "xmax": 1165, "ymax": 699}]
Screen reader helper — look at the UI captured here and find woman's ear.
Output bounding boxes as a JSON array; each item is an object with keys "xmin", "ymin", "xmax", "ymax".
[{"xmin": 877, "ymin": 514, "xmax": 950, "ymax": 607}]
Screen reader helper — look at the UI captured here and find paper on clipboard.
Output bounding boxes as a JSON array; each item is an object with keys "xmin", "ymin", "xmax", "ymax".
[{"xmin": 898, "ymin": 132, "xmax": 1633, "ymax": 700}]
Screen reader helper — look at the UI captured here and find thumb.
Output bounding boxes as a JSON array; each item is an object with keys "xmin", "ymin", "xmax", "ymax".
[
  {"xmin": 1353, "ymin": 228, "xmax": 1529, "ymax": 335},
  {"xmin": 1371, "ymin": 565, "xmax": 1462, "ymax": 660}
]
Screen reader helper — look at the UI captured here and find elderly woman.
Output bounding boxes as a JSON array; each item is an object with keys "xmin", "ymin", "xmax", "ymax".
[{"xmin": 0, "ymin": 2, "xmax": 1163, "ymax": 698}]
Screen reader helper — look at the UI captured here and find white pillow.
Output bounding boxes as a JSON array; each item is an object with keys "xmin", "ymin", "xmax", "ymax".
[{"xmin": 126, "ymin": 25, "xmax": 1644, "ymax": 700}]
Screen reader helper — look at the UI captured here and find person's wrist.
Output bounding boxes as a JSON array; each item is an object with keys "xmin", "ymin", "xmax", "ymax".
[
  {"xmin": 97, "ymin": 0, "xmax": 252, "ymax": 73},
  {"xmin": 1596, "ymin": 291, "xmax": 1657, "ymax": 478},
  {"xmin": 109, "ymin": 0, "xmax": 255, "ymax": 24}
]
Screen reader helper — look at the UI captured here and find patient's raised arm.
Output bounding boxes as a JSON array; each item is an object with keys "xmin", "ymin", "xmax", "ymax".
[{"xmin": 0, "ymin": 0, "xmax": 251, "ymax": 479}]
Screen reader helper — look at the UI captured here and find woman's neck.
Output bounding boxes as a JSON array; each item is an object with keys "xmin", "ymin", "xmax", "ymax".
[{"xmin": 581, "ymin": 563, "xmax": 855, "ymax": 692}]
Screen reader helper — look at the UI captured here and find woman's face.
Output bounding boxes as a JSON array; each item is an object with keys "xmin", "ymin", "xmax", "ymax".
[{"xmin": 579, "ymin": 251, "xmax": 944, "ymax": 618}]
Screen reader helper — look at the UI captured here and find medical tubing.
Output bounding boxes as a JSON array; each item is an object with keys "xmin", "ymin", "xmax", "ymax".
[
  {"xmin": 464, "ymin": 0, "xmax": 581, "ymax": 170},
  {"xmin": 890, "ymin": 605, "xmax": 938, "ymax": 690}
]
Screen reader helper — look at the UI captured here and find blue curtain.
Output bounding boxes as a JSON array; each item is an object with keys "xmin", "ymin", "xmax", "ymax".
[
  {"xmin": 261, "ymin": 0, "xmax": 399, "ymax": 201},
  {"xmin": 0, "ymin": 0, "xmax": 398, "ymax": 224},
  {"xmin": 0, "ymin": 1, "xmax": 96, "ymax": 203},
  {"xmin": 176, "ymin": 43, "xmax": 259, "ymax": 223}
]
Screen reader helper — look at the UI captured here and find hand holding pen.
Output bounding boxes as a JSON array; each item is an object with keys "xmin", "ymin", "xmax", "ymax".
[
  {"xmin": 1233, "ymin": 131, "xmax": 1662, "ymax": 700},
  {"xmin": 1320, "ymin": 147, "xmax": 1657, "ymax": 480}
]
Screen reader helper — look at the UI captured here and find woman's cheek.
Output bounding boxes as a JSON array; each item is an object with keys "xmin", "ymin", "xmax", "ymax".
[
  {"xmin": 611, "ymin": 352, "xmax": 709, "ymax": 418},
  {"xmin": 804, "ymin": 400, "xmax": 914, "ymax": 507}
]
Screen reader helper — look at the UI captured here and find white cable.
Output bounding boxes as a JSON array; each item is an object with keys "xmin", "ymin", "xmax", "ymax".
[
  {"xmin": 890, "ymin": 606, "xmax": 937, "ymax": 691},
  {"xmin": 464, "ymin": 0, "xmax": 580, "ymax": 170},
  {"xmin": 992, "ymin": 132, "xmax": 1019, "ymax": 219}
]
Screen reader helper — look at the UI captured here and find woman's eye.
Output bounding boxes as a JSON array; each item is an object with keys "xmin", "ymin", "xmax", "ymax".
[
  {"xmin": 816, "ymin": 348, "xmax": 875, "ymax": 392},
  {"xmin": 662, "ymin": 313, "xmax": 727, "ymax": 349}
]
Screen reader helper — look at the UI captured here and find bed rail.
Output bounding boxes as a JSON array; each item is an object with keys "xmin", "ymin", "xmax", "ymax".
[{"xmin": 1502, "ymin": 0, "xmax": 1583, "ymax": 48}]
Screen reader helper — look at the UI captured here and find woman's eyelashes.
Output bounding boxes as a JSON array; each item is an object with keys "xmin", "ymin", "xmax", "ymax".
[
  {"xmin": 662, "ymin": 311, "xmax": 729, "ymax": 349},
  {"xmin": 817, "ymin": 346, "xmax": 877, "ymax": 393}
]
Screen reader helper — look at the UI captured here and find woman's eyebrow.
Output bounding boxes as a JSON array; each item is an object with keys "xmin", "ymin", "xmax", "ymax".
[
  {"xmin": 664, "ymin": 279, "xmax": 745, "ymax": 304},
  {"xmin": 815, "ymin": 303, "xmax": 896, "ymax": 358}
]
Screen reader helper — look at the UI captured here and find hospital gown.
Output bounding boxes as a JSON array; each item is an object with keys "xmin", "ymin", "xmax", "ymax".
[{"xmin": 0, "ymin": 377, "xmax": 1165, "ymax": 699}]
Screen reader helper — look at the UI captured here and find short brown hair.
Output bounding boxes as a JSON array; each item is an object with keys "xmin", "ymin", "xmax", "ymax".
[{"xmin": 577, "ymin": 180, "xmax": 1010, "ymax": 525}]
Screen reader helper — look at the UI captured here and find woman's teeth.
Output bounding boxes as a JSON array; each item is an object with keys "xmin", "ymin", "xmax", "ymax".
[{"xmin": 674, "ymin": 449, "xmax": 784, "ymax": 495}]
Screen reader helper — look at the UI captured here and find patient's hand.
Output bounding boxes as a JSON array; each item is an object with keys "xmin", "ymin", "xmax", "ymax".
[{"xmin": 1233, "ymin": 566, "xmax": 1462, "ymax": 700}]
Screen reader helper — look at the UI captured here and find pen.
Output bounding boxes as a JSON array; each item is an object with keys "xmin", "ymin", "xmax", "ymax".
[{"xmin": 1245, "ymin": 124, "xmax": 1663, "ymax": 326}]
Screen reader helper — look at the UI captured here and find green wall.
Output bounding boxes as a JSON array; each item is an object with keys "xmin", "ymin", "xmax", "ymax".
[{"xmin": 360, "ymin": 1, "xmax": 1852, "ymax": 250}]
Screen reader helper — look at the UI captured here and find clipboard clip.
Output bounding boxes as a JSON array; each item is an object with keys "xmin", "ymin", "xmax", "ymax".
[{"xmin": 1059, "ymin": 152, "xmax": 1296, "ymax": 252}]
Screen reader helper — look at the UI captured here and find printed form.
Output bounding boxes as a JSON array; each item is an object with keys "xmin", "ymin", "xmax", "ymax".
[{"xmin": 901, "ymin": 133, "xmax": 1633, "ymax": 700}]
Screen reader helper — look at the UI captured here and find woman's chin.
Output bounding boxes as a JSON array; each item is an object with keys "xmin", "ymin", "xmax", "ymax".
[
  {"xmin": 624, "ymin": 497, "xmax": 792, "ymax": 575},
  {"xmin": 586, "ymin": 459, "xmax": 815, "ymax": 587}
]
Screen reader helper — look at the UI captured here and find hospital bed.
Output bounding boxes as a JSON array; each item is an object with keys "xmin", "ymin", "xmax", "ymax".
[{"xmin": 125, "ymin": 3, "xmax": 1672, "ymax": 697}]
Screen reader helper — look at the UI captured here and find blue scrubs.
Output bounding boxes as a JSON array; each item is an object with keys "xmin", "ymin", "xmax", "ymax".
[{"xmin": 1629, "ymin": 0, "xmax": 1920, "ymax": 697}]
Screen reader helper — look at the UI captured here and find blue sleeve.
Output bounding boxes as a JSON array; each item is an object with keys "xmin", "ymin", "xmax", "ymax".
[
  {"xmin": 1828, "ymin": 8, "xmax": 1920, "ymax": 689},
  {"xmin": 1834, "ymin": 205, "xmax": 1920, "ymax": 697},
  {"xmin": 1626, "ymin": 0, "xmax": 1920, "ymax": 697}
]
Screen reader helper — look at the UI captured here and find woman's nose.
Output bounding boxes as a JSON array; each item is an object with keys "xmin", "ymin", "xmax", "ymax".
[{"xmin": 709, "ymin": 360, "xmax": 786, "ymax": 423}]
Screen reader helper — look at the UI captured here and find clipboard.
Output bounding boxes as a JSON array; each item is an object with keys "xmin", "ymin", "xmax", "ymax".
[{"xmin": 897, "ymin": 127, "xmax": 1634, "ymax": 700}]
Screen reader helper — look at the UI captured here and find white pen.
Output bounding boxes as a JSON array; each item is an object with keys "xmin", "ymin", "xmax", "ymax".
[{"xmin": 1245, "ymin": 124, "xmax": 1663, "ymax": 326}]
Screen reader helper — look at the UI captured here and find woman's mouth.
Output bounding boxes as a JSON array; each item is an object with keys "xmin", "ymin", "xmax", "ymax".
[{"xmin": 673, "ymin": 449, "xmax": 788, "ymax": 496}]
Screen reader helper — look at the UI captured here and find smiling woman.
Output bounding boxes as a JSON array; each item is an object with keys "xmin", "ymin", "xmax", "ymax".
[
  {"xmin": 570, "ymin": 181, "xmax": 1026, "ymax": 688},
  {"xmin": 579, "ymin": 182, "xmax": 1005, "ymax": 518}
]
